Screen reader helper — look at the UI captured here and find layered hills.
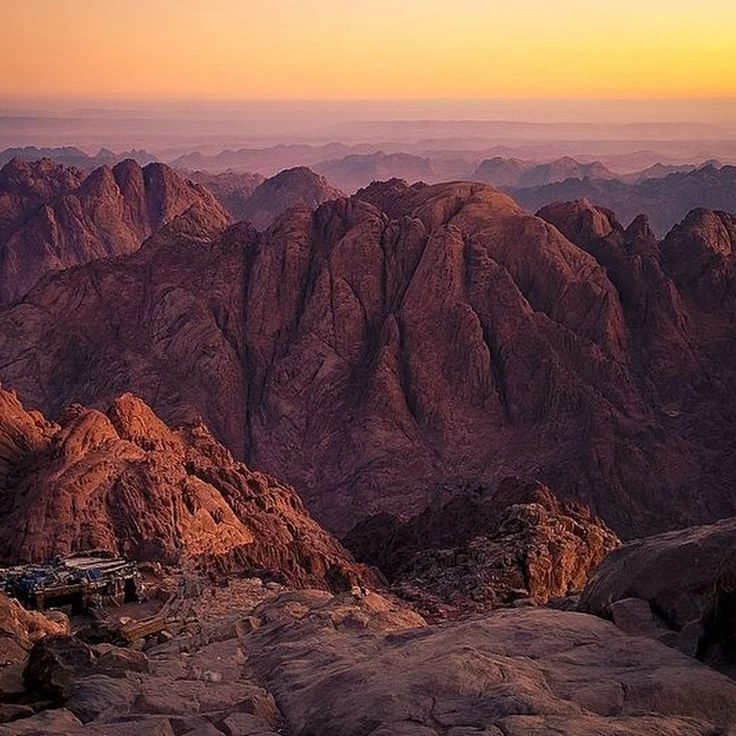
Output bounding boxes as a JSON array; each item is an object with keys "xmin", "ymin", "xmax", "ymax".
[
  {"xmin": 512, "ymin": 163, "xmax": 736, "ymax": 235},
  {"xmin": 474, "ymin": 155, "xmax": 617, "ymax": 188},
  {"xmin": 0, "ymin": 176, "xmax": 734, "ymax": 541}
]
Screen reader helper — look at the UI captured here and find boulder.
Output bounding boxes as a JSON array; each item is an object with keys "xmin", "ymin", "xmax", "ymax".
[
  {"xmin": 23, "ymin": 635, "xmax": 95, "ymax": 701},
  {"xmin": 609, "ymin": 597, "xmax": 669, "ymax": 637},
  {"xmin": 0, "ymin": 707, "xmax": 82, "ymax": 734},
  {"xmin": 580, "ymin": 517, "xmax": 736, "ymax": 629}
]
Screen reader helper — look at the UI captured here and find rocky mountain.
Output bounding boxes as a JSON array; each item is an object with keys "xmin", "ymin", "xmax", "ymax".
[
  {"xmin": 0, "ymin": 158, "xmax": 86, "ymax": 239},
  {"xmin": 186, "ymin": 168, "xmax": 343, "ymax": 227},
  {"xmin": 185, "ymin": 170, "xmax": 265, "ymax": 220},
  {"xmin": 0, "ymin": 147, "xmax": 156, "ymax": 170},
  {"xmin": 232, "ymin": 167, "xmax": 344, "ymax": 229},
  {"xmin": 345, "ymin": 478, "xmax": 619, "ymax": 619},
  {"xmin": 0, "ymin": 178, "xmax": 734, "ymax": 541},
  {"xmin": 0, "ymin": 387, "xmax": 368, "ymax": 590},
  {"xmin": 512, "ymin": 163, "xmax": 736, "ymax": 235},
  {"xmin": 475, "ymin": 155, "xmax": 617, "ymax": 188},
  {"xmin": 0, "ymin": 158, "xmax": 230, "ymax": 303}
]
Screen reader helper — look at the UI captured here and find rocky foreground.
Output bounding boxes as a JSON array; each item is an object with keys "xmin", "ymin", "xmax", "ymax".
[
  {"xmin": 2, "ymin": 570, "xmax": 736, "ymax": 736},
  {"xmin": 1, "ymin": 390, "xmax": 736, "ymax": 733}
]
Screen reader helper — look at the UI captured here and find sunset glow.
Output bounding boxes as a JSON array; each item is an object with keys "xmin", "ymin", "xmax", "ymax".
[{"xmin": 5, "ymin": 0, "xmax": 736, "ymax": 100}]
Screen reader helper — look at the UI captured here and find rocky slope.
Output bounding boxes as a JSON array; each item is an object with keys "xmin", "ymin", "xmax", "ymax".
[
  {"xmin": 0, "ymin": 387, "xmax": 369, "ymax": 590},
  {"xmin": 0, "ymin": 158, "xmax": 230, "ymax": 303},
  {"xmin": 345, "ymin": 478, "xmax": 619, "ymax": 619},
  {"xmin": 245, "ymin": 590, "xmax": 736, "ymax": 736},
  {"xmin": 0, "ymin": 179, "xmax": 735, "ymax": 539}
]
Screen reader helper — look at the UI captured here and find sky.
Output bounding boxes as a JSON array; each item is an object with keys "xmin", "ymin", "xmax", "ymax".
[{"xmin": 4, "ymin": 0, "xmax": 736, "ymax": 101}]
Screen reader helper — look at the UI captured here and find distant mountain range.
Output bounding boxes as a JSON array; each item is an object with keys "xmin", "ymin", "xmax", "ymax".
[
  {"xmin": 473, "ymin": 156, "xmax": 618, "ymax": 188},
  {"xmin": 0, "ymin": 146, "xmax": 156, "ymax": 169},
  {"xmin": 510, "ymin": 164, "xmax": 736, "ymax": 235}
]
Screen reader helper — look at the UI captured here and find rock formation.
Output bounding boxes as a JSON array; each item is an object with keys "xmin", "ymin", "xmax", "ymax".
[
  {"xmin": 6, "ymin": 578, "xmax": 736, "ymax": 735},
  {"xmin": 0, "ymin": 593, "xmax": 68, "ymax": 668},
  {"xmin": 0, "ymin": 388, "xmax": 369, "ymax": 591},
  {"xmin": 0, "ymin": 158, "xmax": 230, "ymax": 302},
  {"xmin": 345, "ymin": 478, "xmax": 620, "ymax": 619},
  {"xmin": 0, "ymin": 178, "xmax": 735, "ymax": 540}
]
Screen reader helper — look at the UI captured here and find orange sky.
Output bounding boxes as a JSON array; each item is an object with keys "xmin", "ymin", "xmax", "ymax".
[{"xmin": 5, "ymin": 0, "xmax": 736, "ymax": 100}]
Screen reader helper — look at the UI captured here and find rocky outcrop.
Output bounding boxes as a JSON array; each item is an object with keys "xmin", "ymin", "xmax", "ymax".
[
  {"xmin": 580, "ymin": 518, "xmax": 736, "ymax": 629},
  {"xmin": 0, "ymin": 158, "xmax": 85, "ymax": 239},
  {"xmin": 0, "ymin": 388, "xmax": 370, "ymax": 591},
  {"xmin": 242, "ymin": 589, "xmax": 736, "ymax": 736},
  {"xmin": 345, "ymin": 478, "xmax": 619, "ymax": 619},
  {"xmin": 8, "ymin": 577, "xmax": 736, "ymax": 735},
  {"xmin": 580, "ymin": 517, "xmax": 736, "ymax": 680},
  {"xmin": 661, "ymin": 207, "xmax": 736, "ymax": 307},
  {"xmin": 0, "ymin": 159, "xmax": 230, "ymax": 302},
  {"xmin": 0, "ymin": 179, "xmax": 735, "ymax": 538}
]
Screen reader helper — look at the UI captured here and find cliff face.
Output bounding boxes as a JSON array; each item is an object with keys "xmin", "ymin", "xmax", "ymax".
[
  {"xmin": 0, "ymin": 388, "xmax": 369, "ymax": 590},
  {"xmin": 0, "ymin": 158, "xmax": 230, "ymax": 303},
  {"xmin": 0, "ymin": 179, "xmax": 734, "ymax": 537}
]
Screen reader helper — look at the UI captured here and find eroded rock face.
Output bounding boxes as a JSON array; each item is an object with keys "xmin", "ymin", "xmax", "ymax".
[
  {"xmin": 345, "ymin": 478, "xmax": 620, "ymax": 619},
  {"xmin": 0, "ymin": 179, "xmax": 735, "ymax": 538},
  {"xmin": 0, "ymin": 158, "xmax": 230, "ymax": 303},
  {"xmin": 0, "ymin": 388, "xmax": 370, "ymax": 591}
]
